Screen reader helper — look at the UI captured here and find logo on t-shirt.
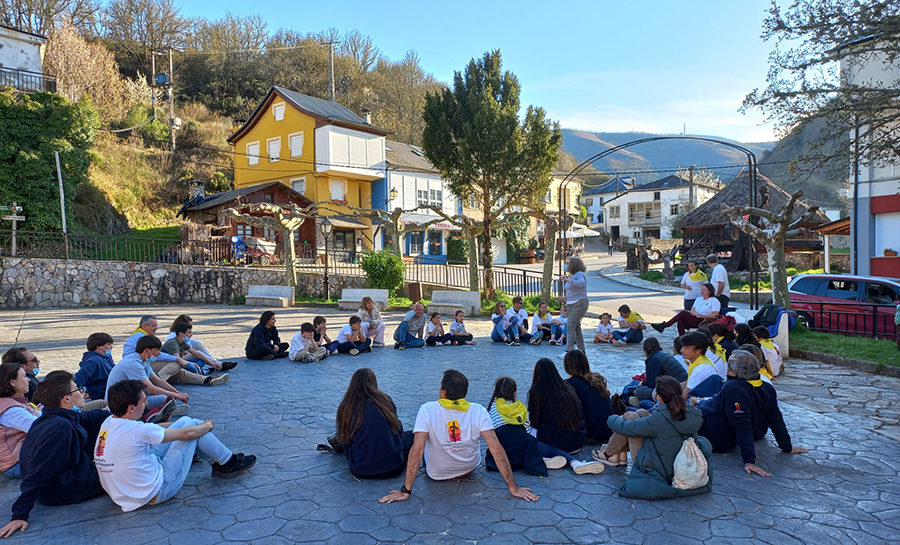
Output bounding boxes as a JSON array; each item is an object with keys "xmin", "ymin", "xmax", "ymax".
[
  {"xmin": 733, "ymin": 402, "xmax": 744, "ymax": 414},
  {"xmin": 96, "ymin": 430, "xmax": 107, "ymax": 457},
  {"xmin": 446, "ymin": 420, "xmax": 461, "ymax": 442}
]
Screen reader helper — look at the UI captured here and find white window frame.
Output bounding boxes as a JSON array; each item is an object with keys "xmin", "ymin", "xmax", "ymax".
[
  {"xmin": 273, "ymin": 102, "xmax": 285, "ymax": 122},
  {"xmin": 409, "ymin": 231, "xmax": 424, "ymax": 255},
  {"xmin": 584, "ymin": 197, "xmax": 593, "ymax": 206},
  {"xmin": 267, "ymin": 137, "xmax": 281, "ymax": 162},
  {"xmin": 670, "ymin": 204, "xmax": 679, "ymax": 216},
  {"xmin": 417, "ymin": 189, "xmax": 429, "ymax": 208},
  {"xmin": 246, "ymin": 141, "xmax": 260, "ymax": 166},
  {"xmin": 330, "ymin": 179, "xmax": 346, "ymax": 201},
  {"xmin": 430, "ymin": 189, "xmax": 442, "ymax": 206},
  {"xmin": 609, "ymin": 206, "xmax": 620, "ymax": 219},
  {"xmin": 235, "ymin": 224, "xmax": 252, "ymax": 237},
  {"xmin": 291, "ymin": 177, "xmax": 306, "ymax": 195},
  {"xmin": 289, "ymin": 131, "xmax": 304, "ymax": 158}
]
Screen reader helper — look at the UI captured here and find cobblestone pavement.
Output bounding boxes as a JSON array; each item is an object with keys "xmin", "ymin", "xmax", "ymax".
[{"xmin": 1, "ymin": 305, "xmax": 899, "ymax": 544}]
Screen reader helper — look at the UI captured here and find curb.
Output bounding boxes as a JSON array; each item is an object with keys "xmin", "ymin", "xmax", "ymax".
[
  {"xmin": 597, "ymin": 266, "xmax": 683, "ymax": 294},
  {"xmin": 789, "ymin": 348, "xmax": 900, "ymax": 378}
]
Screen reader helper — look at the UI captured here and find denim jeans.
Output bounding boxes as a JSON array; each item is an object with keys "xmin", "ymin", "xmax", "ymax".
[
  {"xmin": 613, "ymin": 327, "xmax": 644, "ymax": 344},
  {"xmin": 395, "ymin": 321, "xmax": 425, "ymax": 348},
  {"xmin": 550, "ymin": 324, "xmax": 566, "ymax": 342},
  {"xmin": 491, "ymin": 322, "xmax": 517, "ymax": 342},
  {"xmin": 149, "ymin": 417, "xmax": 232, "ymax": 505},
  {"xmin": 4, "ymin": 463, "xmax": 20, "ymax": 478}
]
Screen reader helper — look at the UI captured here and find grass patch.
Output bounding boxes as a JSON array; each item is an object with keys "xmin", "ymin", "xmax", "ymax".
[
  {"xmin": 390, "ymin": 296, "xmax": 431, "ymax": 310},
  {"xmin": 790, "ymin": 325, "xmax": 900, "ymax": 368},
  {"xmin": 830, "ymin": 248, "xmax": 850, "ymax": 254},
  {"xmin": 129, "ymin": 226, "xmax": 181, "ymax": 239},
  {"xmin": 480, "ymin": 291, "xmax": 562, "ymax": 315},
  {"xmin": 639, "ymin": 271, "xmax": 666, "ymax": 283}
]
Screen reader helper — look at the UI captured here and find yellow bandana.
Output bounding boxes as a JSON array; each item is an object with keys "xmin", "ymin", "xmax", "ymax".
[
  {"xmin": 624, "ymin": 312, "xmax": 644, "ymax": 323},
  {"xmin": 687, "ymin": 354, "xmax": 716, "ymax": 377},
  {"xmin": 713, "ymin": 339, "xmax": 728, "ymax": 362},
  {"xmin": 760, "ymin": 367, "xmax": 774, "ymax": 380},
  {"xmin": 688, "ymin": 270, "xmax": 708, "ymax": 282},
  {"xmin": 438, "ymin": 398, "xmax": 470, "ymax": 412},
  {"xmin": 748, "ymin": 378, "xmax": 764, "ymax": 387},
  {"xmin": 759, "ymin": 338, "xmax": 777, "ymax": 352},
  {"xmin": 495, "ymin": 398, "xmax": 527, "ymax": 425},
  {"xmin": 132, "ymin": 327, "xmax": 149, "ymax": 335}
]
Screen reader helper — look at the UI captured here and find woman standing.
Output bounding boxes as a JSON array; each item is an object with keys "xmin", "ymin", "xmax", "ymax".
[
  {"xmin": 679, "ymin": 261, "xmax": 707, "ymax": 311},
  {"xmin": 356, "ymin": 296, "xmax": 386, "ymax": 347},
  {"xmin": 527, "ymin": 358, "xmax": 586, "ymax": 454},
  {"xmin": 0, "ymin": 362, "xmax": 41, "ymax": 478},
  {"xmin": 245, "ymin": 311, "xmax": 290, "ymax": 360},
  {"xmin": 560, "ymin": 256, "xmax": 589, "ymax": 357}
]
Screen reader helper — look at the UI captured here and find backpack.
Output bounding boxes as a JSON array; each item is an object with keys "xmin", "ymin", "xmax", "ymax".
[
  {"xmin": 671, "ymin": 437, "xmax": 710, "ymax": 490},
  {"xmin": 749, "ymin": 304, "xmax": 783, "ymax": 329}
]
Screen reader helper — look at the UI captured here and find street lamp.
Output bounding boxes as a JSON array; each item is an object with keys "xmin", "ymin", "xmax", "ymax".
[
  {"xmin": 388, "ymin": 186, "xmax": 399, "ymax": 206},
  {"xmin": 321, "ymin": 217, "xmax": 333, "ymax": 300}
]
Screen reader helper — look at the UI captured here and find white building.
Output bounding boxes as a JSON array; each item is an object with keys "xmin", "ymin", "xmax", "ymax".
[
  {"xmin": 0, "ymin": 24, "xmax": 54, "ymax": 92},
  {"xmin": 838, "ymin": 35, "xmax": 900, "ymax": 279},
  {"xmin": 373, "ymin": 140, "xmax": 461, "ymax": 262},
  {"xmin": 581, "ymin": 177, "xmax": 635, "ymax": 226},
  {"xmin": 603, "ymin": 175, "xmax": 718, "ymax": 242}
]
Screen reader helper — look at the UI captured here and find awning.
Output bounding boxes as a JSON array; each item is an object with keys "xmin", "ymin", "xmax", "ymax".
[
  {"xmin": 400, "ymin": 212, "xmax": 461, "ymax": 231},
  {"xmin": 813, "ymin": 217, "xmax": 850, "ymax": 236},
  {"xmin": 562, "ymin": 228, "xmax": 602, "ymax": 238},
  {"xmin": 327, "ymin": 216, "xmax": 368, "ymax": 230}
]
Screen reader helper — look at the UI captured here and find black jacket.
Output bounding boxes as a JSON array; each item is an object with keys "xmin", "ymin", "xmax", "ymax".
[
  {"xmin": 718, "ymin": 339, "xmax": 741, "ymax": 361},
  {"xmin": 343, "ymin": 400, "xmax": 405, "ymax": 477},
  {"xmin": 566, "ymin": 376, "xmax": 613, "ymax": 443},
  {"xmin": 13, "ymin": 408, "xmax": 110, "ymax": 521},
  {"xmin": 24, "ymin": 373, "xmax": 38, "ymax": 403},
  {"xmin": 698, "ymin": 376, "xmax": 792, "ymax": 464},
  {"xmin": 245, "ymin": 324, "xmax": 281, "ymax": 354},
  {"xmin": 642, "ymin": 351, "xmax": 688, "ymax": 389}
]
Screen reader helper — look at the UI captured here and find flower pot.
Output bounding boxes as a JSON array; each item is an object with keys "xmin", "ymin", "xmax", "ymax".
[{"xmin": 885, "ymin": 250, "xmax": 897, "ymax": 257}]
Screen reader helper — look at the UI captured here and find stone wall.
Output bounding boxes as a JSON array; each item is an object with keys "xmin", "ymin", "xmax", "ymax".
[
  {"xmin": 648, "ymin": 237, "xmax": 683, "ymax": 251},
  {"xmin": 295, "ymin": 270, "xmax": 368, "ymax": 297},
  {"xmin": 785, "ymin": 252, "xmax": 850, "ymax": 273}
]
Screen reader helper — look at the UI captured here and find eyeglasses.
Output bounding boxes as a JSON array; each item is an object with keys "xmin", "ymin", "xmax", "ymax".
[
  {"xmin": 65, "ymin": 386, "xmax": 85, "ymax": 396},
  {"xmin": 25, "ymin": 357, "xmax": 39, "ymax": 365}
]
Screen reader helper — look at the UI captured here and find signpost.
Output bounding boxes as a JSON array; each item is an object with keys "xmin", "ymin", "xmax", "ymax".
[{"xmin": 1, "ymin": 202, "xmax": 25, "ymax": 257}]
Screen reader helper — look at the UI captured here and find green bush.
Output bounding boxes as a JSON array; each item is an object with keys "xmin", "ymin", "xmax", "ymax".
[
  {"xmin": 359, "ymin": 250, "xmax": 406, "ymax": 295},
  {"xmin": 447, "ymin": 237, "xmax": 468, "ymax": 263},
  {"xmin": 640, "ymin": 271, "xmax": 666, "ymax": 283},
  {"xmin": 480, "ymin": 290, "xmax": 561, "ymax": 315}
]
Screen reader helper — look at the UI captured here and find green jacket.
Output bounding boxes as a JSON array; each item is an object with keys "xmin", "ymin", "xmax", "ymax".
[{"xmin": 607, "ymin": 405, "xmax": 713, "ymax": 500}]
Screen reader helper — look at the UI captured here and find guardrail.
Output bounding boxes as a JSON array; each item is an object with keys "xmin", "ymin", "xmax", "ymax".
[
  {"xmin": 795, "ymin": 301, "xmax": 897, "ymax": 340},
  {"xmin": 0, "ymin": 67, "xmax": 57, "ymax": 93}
]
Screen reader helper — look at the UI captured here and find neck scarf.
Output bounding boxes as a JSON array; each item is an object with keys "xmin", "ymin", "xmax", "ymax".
[
  {"xmin": 132, "ymin": 327, "xmax": 149, "ymax": 335},
  {"xmin": 438, "ymin": 398, "xmax": 470, "ymax": 412},
  {"xmin": 748, "ymin": 378, "xmax": 764, "ymax": 387},
  {"xmin": 687, "ymin": 354, "xmax": 716, "ymax": 377},
  {"xmin": 759, "ymin": 367, "xmax": 774, "ymax": 380},
  {"xmin": 688, "ymin": 270, "xmax": 708, "ymax": 282},
  {"xmin": 759, "ymin": 338, "xmax": 777, "ymax": 351},
  {"xmin": 624, "ymin": 311, "xmax": 643, "ymax": 323},
  {"xmin": 713, "ymin": 339, "xmax": 728, "ymax": 363},
  {"xmin": 494, "ymin": 398, "xmax": 527, "ymax": 425}
]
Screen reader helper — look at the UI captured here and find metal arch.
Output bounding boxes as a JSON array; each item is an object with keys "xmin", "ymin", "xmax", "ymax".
[{"xmin": 557, "ymin": 135, "xmax": 760, "ymax": 309}]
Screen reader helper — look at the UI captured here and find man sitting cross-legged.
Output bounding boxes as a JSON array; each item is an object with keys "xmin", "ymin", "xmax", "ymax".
[
  {"xmin": 379, "ymin": 369, "xmax": 538, "ymax": 504},
  {"xmin": 95, "ymin": 380, "xmax": 256, "ymax": 512},
  {"xmin": 0, "ymin": 371, "xmax": 111, "ymax": 538},
  {"xmin": 159, "ymin": 323, "xmax": 230, "ymax": 386},
  {"xmin": 106, "ymin": 335, "xmax": 191, "ymax": 417}
]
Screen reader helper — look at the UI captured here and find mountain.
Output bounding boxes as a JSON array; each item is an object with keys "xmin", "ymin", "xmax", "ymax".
[{"xmin": 561, "ymin": 129, "xmax": 776, "ymax": 186}]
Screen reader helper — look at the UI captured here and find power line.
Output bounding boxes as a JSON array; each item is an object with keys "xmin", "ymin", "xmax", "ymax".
[{"xmin": 177, "ymin": 43, "xmax": 329, "ymax": 55}]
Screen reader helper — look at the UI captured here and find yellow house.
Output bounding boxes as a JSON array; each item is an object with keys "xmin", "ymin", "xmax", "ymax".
[{"xmin": 227, "ymin": 86, "xmax": 390, "ymax": 252}]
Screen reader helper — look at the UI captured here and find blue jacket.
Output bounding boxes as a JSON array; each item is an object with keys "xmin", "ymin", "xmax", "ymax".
[
  {"xmin": 343, "ymin": 400, "xmax": 405, "ymax": 477},
  {"xmin": 642, "ymin": 351, "xmax": 688, "ymax": 389},
  {"xmin": 13, "ymin": 408, "xmax": 110, "ymax": 521},
  {"xmin": 566, "ymin": 376, "xmax": 613, "ymax": 444},
  {"xmin": 74, "ymin": 351, "xmax": 115, "ymax": 401}
]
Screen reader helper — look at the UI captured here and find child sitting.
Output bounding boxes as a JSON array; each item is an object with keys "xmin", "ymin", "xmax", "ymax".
[
  {"xmin": 288, "ymin": 322, "xmax": 328, "ymax": 363},
  {"xmin": 753, "ymin": 326, "xmax": 783, "ymax": 376},
  {"xmin": 425, "ymin": 313, "xmax": 455, "ymax": 346},
  {"xmin": 531, "ymin": 302, "xmax": 554, "ymax": 345},
  {"xmin": 313, "ymin": 316, "xmax": 338, "ymax": 353},
  {"xmin": 549, "ymin": 307, "xmax": 568, "ymax": 346},
  {"xmin": 449, "ymin": 310, "xmax": 476, "ymax": 345},
  {"xmin": 335, "ymin": 316, "xmax": 372, "ymax": 356},
  {"xmin": 593, "ymin": 313, "xmax": 615, "ymax": 344}
]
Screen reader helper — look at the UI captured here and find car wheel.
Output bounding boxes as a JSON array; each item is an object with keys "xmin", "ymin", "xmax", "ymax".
[
  {"xmin": 796, "ymin": 311, "xmax": 814, "ymax": 329},
  {"xmin": 259, "ymin": 255, "xmax": 271, "ymax": 266}
]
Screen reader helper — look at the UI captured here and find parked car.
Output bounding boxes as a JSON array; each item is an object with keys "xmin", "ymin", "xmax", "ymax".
[{"xmin": 788, "ymin": 273, "xmax": 900, "ymax": 339}]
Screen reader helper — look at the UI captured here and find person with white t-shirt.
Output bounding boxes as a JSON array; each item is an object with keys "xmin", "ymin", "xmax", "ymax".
[
  {"xmin": 531, "ymin": 302, "xmax": 554, "ymax": 345},
  {"xmin": 448, "ymin": 311, "xmax": 476, "ymax": 345},
  {"xmin": 651, "ymin": 283, "xmax": 721, "ymax": 336},
  {"xmin": 95, "ymin": 380, "xmax": 256, "ymax": 512},
  {"xmin": 425, "ymin": 313, "xmax": 455, "ymax": 346},
  {"xmin": 335, "ymin": 316, "xmax": 373, "ymax": 356},
  {"xmin": 707, "ymin": 254, "xmax": 731, "ymax": 309},
  {"xmin": 506, "ymin": 297, "xmax": 534, "ymax": 344},
  {"xmin": 379, "ymin": 370, "xmax": 538, "ymax": 504},
  {"xmin": 679, "ymin": 332, "xmax": 724, "ymax": 399}
]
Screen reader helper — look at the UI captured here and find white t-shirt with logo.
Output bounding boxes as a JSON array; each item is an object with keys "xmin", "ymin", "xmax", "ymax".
[
  {"xmin": 711, "ymin": 263, "xmax": 731, "ymax": 298},
  {"xmin": 449, "ymin": 320, "xmax": 466, "ymax": 334},
  {"xmin": 691, "ymin": 296, "xmax": 722, "ymax": 316},
  {"xmin": 336, "ymin": 324, "xmax": 366, "ymax": 343},
  {"xmin": 94, "ymin": 417, "xmax": 166, "ymax": 512},
  {"xmin": 506, "ymin": 308, "xmax": 528, "ymax": 328},
  {"xmin": 413, "ymin": 401, "xmax": 493, "ymax": 480}
]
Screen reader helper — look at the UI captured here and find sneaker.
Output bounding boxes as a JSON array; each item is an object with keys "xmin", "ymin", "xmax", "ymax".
[
  {"xmin": 146, "ymin": 399, "xmax": 176, "ymax": 424},
  {"xmin": 349, "ymin": 348, "xmax": 360, "ymax": 356},
  {"xmin": 373, "ymin": 342, "xmax": 384, "ymax": 348},
  {"xmin": 530, "ymin": 336, "xmax": 543, "ymax": 345},
  {"xmin": 212, "ymin": 453, "xmax": 258, "ymax": 478},
  {"xmin": 613, "ymin": 340, "xmax": 627, "ymax": 347},
  {"xmin": 572, "ymin": 460, "xmax": 606, "ymax": 475},
  {"xmin": 220, "ymin": 361, "xmax": 239, "ymax": 371},
  {"xmin": 513, "ymin": 339, "xmax": 521, "ymax": 346},
  {"xmin": 205, "ymin": 373, "xmax": 230, "ymax": 386},
  {"xmin": 398, "ymin": 344, "xmax": 405, "ymax": 350},
  {"xmin": 651, "ymin": 323, "xmax": 666, "ymax": 333},
  {"xmin": 549, "ymin": 340, "xmax": 557, "ymax": 346},
  {"xmin": 172, "ymin": 403, "xmax": 191, "ymax": 417},
  {"xmin": 301, "ymin": 356, "xmax": 314, "ymax": 363},
  {"xmin": 465, "ymin": 340, "xmax": 476, "ymax": 345},
  {"xmin": 435, "ymin": 342, "xmax": 443, "ymax": 347},
  {"xmin": 505, "ymin": 339, "xmax": 514, "ymax": 346},
  {"xmin": 543, "ymin": 456, "xmax": 568, "ymax": 470},
  {"xmin": 394, "ymin": 342, "xmax": 400, "ymax": 349}
]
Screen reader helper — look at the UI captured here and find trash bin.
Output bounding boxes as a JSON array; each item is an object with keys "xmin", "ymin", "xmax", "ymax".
[{"xmin": 408, "ymin": 282, "xmax": 423, "ymax": 303}]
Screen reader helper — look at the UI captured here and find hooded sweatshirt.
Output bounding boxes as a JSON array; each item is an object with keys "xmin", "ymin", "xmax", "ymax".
[{"xmin": 74, "ymin": 351, "xmax": 115, "ymax": 401}]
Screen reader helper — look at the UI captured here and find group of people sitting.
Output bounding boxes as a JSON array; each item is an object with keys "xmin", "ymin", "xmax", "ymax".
[{"xmin": 0, "ymin": 315, "xmax": 256, "ymax": 538}]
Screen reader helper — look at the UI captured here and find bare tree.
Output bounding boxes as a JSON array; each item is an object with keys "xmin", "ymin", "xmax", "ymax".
[
  {"xmin": 341, "ymin": 30, "xmax": 380, "ymax": 72},
  {"xmin": 1, "ymin": 0, "xmax": 100, "ymax": 35},
  {"xmin": 721, "ymin": 191, "xmax": 820, "ymax": 308},
  {"xmin": 220, "ymin": 202, "xmax": 316, "ymax": 288}
]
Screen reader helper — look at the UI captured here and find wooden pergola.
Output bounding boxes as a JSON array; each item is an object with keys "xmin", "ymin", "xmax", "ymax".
[{"xmin": 813, "ymin": 217, "xmax": 850, "ymax": 273}]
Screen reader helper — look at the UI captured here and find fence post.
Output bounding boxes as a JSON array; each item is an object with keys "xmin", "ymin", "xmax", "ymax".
[{"xmin": 873, "ymin": 304, "xmax": 878, "ymax": 339}]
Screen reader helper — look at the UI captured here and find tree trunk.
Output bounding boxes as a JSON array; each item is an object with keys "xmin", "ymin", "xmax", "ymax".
[
  {"xmin": 482, "ymin": 220, "xmax": 495, "ymax": 300},
  {"xmin": 766, "ymin": 242, "xmax": 791, "ymax": 309},
  {"xmin": 466, "ymin": 231, "xmax": 479, "ymax": 293},
  {"xmin": 389, "ymin": 221, "xmax": 403, "ymax": 259},
  {"xmin": 542, "ymin": 219, "xmax": 558, "ymax": 302},
  {"xmin": 726, "ymin": 231, "xmax": 750, "ymax": 272},
  {"xmin": 285, "ymin": 229, "xmax": 298, "ymax": 287}
]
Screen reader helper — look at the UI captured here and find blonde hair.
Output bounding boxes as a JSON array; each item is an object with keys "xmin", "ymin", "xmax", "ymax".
[
  {"xmin": 359, "ymin": 296, "xmax": 375, "ymax": 317},
  {"xmin": 567, "ymin": 256, "xmax": 587, "ymax": 275}
]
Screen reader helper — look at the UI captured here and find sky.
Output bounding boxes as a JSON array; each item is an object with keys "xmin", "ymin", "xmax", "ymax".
[{"xmin": 177, "ymin": 0, "xmax": 781, "ymax": 143}]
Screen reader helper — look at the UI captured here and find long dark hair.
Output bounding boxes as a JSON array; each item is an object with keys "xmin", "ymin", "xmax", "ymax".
[
  {"xmin": 0, "ymin": 361, "xmax": 22, "ymax": 398},
  {"xmin": 709, "ymin": 323, "xmax": 735, "ymax": 341},
  {"xmin": 528, "ymin": 358, "xmax": 584, "ymax": 432},
  {"xmin": 734, "ymin": 323, "xmax": 760, "ymax": 347},
  {"xmin": 259, "ymin": 311, "xmax": 276, "ymax": 326},
  {"xmin": 643, "ymin": 337, "xmax": 662, "ymax": 356},
  {"xmin": 488, "ymin": 376, "xmax": 517, "ymax": 411},
  {"xmin": 563, "ymin": 350, "xmax": 610, "ymax": 398},
  {"xmin": 336, "ymin": 368, "xmax": 401, "ymax": 444},
  {"xmin": 655, "ymin": 376, "xmax": 687, "ymax": 421}
]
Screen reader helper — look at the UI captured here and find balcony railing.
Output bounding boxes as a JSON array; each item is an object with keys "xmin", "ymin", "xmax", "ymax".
[{"xmin": 0, "ymin": 67, "xmax": 57, "ymax": 93}]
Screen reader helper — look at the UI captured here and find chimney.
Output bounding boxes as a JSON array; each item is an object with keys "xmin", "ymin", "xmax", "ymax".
[
  {"xmin": 362, "ymin": 109, "xmax": 372, "ymax": 124},
  {"xmin": 190, "ymin": 180, "xmax": 207, "ymax": 200}
]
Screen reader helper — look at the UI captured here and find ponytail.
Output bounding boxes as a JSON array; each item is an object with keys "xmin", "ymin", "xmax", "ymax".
[
  {"xmin": 489, "ymin": 376, "xmax": 517, "ymax": 411},
  {"xmin": 655, "ymin": 376, "xmax": 687, "ymax": 421}
]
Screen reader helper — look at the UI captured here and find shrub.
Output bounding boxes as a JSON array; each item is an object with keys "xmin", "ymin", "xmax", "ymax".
[
  {"xmin": 359, "ymin": 250, "xmax": 406, "ymax": 296},
  {"xmin": 448, "ymin": 237, "xmax": 468, "ymax": 263}
]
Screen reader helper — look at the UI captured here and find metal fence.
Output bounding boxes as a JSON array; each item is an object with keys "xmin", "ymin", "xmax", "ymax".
[
  {"xmin": 796, "ymin": 301, "xmax": 898, "ymax": 340},
  {"xmin": 0, "ymin": 67, "xmax": 57, "ymax": 93}
]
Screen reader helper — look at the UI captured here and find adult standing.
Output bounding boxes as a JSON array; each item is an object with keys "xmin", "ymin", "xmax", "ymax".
[
  {"xmin": 707, "ymin": 254, "xmax": 731, "ymax": 309},
  {"xmin": 560, "ymin": 256, "xmax": 589, "ymax": 357},
  {"xmin": 679, "ymin": 261, "xmax": 707, "ymax": 311}
]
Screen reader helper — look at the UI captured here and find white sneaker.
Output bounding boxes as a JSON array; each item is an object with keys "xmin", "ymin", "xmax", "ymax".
[
  {"xmin": 349, "ymin": 348, "xmax": 360, "ymax": 356},
  {"xmin": 435, "ymin": 342, "xmax": 443, "ymax": 347},
  {"xmin": 613, "ymin": 341, "xmax": 627, "ymax": 347},
  {"xmin": 543, "ymin": 456, "xmax": 567, "ymax": 470},
  {"xmin": 572, "ymin": 460, "xmax": 605, "ymax": 475}
]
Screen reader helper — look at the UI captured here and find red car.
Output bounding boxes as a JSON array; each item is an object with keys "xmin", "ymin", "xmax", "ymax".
[{"xmin": 788, "ymin": 274, "xmax": 899, "ymax": 339}]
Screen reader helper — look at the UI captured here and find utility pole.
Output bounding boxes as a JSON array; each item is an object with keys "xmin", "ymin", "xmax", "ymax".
[
  {"xmin": 151, "ymin": 48, "xmax": 178, "ymax": 152},
  {"xmin": 167, "ymin": 48, "xmax": 175, "ymax": 152},
  {"xmin": 688, "ymin": 165, "xmax": 695, "ymax": 213},
  {"xmin": 327, "ymin": 41, "xmax": 335, "ymax": 101}
]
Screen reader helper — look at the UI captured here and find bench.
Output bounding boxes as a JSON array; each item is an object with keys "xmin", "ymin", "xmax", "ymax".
[
  {"xmin": 733, "ymin": 309, "xmax": 790, "ymax": 354},
  {"xmin": 246, "ymin": 285, "xmax": 295, "ymax": 308},
  {"xmin": 428, "ymin": 290, "xmax": 482, "ymax": 317},
  {"xmin": 338, "ymin": 289, "xmax": 389, "ymax": 311}
]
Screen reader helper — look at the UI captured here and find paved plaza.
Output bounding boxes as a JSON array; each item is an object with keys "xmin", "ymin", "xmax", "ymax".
[{"xmin": 1, "ymin": 302, "xmax": 899, "ymax": 545}]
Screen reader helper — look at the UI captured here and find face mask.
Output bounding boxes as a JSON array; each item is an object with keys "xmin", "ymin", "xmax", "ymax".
[
  {"xmin": 564, "ymin": 264, "xmax": 568, "ymax": 273},
  {"xmin": 31, "ymin": 368, "xmax": 40, "ymax": 377},
  {"xmin": 71, "ymin": 405, "xmax": 82, "ymax": 413},
  {"xmin": 148, "ymin": 356, "xmax": 157, "ymax": 363},
  {"xmin": 105, "ymin": 349, "xmax": 113, "ymax": 356}
]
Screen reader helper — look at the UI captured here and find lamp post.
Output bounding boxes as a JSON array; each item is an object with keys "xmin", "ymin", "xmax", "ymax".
[
  {"xmin": 321, "ymin": 217, "xmax": 333, "ymax": 300},
  {"xmin": 388, "ymin": 186, "xmax": 399, "ymax": 206}
]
